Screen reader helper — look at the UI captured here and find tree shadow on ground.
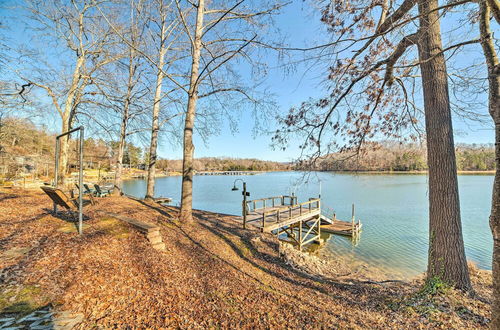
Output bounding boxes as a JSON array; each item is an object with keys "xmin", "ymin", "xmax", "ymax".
[{"xmin": 133, "ymin": 200, "xmax": 408, "ymax": 314}]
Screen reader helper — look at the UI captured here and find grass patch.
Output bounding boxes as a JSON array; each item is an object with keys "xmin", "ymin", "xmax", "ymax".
[
  {"xmin": 97, "ymin": 217, "xmax": 131, "ymax": 239},
  {"xmin": 419, "ymin": 276, "xmax": 452, "ymax": 296},
  {"xmin": 0, "ymin": 285, "xmax": 49, "ymax": 315},
  {"xmin": 57, "ymin": 223, "xmax": 89, "ymax": 233}
]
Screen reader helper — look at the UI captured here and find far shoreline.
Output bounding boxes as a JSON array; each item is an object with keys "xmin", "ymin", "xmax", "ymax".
[{"xmin": 118, "ymin": 169, "xmax": 496, "ymax": 181}]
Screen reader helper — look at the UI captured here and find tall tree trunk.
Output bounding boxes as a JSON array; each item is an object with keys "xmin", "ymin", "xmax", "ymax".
[
  {"xmin": 145, "ymin": 10, "xmax": 168, "ymax": 200},
  {"xmin": 479, "ymin": 1, "xmax": 500, "ymax": 326},
  {"xmin": 180, "ymin": 0, "xmax": 205, "ymax": 223},
  {"xmin": 113, "ymin": 49, "xmax": 135, "ymax": 196},
  {"xmin": 58, "ymin": 10, "xmax": 85, "ymax": 186},
  {"xmin": 417, "ymin": 0, "xmax": 471, "ymax": 290},
  {"xmin": 57, "ymin": 115, "xmax": 70, "ymax": 187}
]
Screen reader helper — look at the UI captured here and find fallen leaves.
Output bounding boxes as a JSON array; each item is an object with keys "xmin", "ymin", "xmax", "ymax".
[{"xmin": 0, "ymin": 188, "xmax": 492, "ymax": 328}]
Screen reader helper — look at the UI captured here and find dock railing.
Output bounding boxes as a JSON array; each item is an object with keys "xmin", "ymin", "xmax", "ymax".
[
  {"xmin": 245, "ymin": 197, "xmax": 320, "ymax": 229},
  {"xmin": 245, "ymin": 195, "xmax": 297, "ymax": 213}
]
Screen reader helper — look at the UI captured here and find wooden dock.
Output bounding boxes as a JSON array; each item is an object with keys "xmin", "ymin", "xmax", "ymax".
[
  {"xmin": 153, "ymin": 197, "xmax": 172, "ymax": 205},
  {"xmin": 239, "ymin": 195, "xmax": 362, "ymax": 250},
  {"xmin": 240, "ymin": 195, "xmax": 321, "ymax": 250},
  {"xmin": 320, "ymin": 215, "xmax": 362, "ymax": 236},
  {"xmin": 196, "ymin": 171, "xmax": 263, "ymax": 176}
]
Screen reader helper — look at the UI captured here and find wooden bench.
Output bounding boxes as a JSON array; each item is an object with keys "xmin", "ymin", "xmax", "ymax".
[{"xmin": 100, "ymin": 212, "xmax": 165, "ymax": 251}]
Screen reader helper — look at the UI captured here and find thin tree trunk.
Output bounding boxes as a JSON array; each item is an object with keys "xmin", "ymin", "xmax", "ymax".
[
  {"xmin": 145, "ymin": 9, "xmax": 168, "ymax": 200},
  {"xmin": 114, "ymin": 49, "xmax": 136, "ymax": 196},
  {"xmin": 479, "ymin": 1, "xmax": 500, "ymax": 326},
  {"xmin": 491, "ymin": 83, "xmax": 500, "ymax": 329},
  {"xmin": 417, "ymin": 0, "xmax": 471, "ymax": 290},
  {"xmin": 180, "ymin": 0, "xmax": 205, "ymax": 223}
]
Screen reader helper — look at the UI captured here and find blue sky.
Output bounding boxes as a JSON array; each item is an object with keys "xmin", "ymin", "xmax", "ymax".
[
  {"xmin": 182, "ymin": 1, "xmax": 495, "ymax": 161},
  {"xmin": 1, "ymin": 1, "xmax": 495, "ymax": 162}
]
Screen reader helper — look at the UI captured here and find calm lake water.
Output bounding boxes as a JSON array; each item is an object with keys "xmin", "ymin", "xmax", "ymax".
[{"xmin": 122, "ymin": 171, "xmax": 493, "ymax": 277}]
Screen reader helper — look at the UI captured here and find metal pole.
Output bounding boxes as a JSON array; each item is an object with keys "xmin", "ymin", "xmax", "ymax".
[
  {"xmin": 54, "ymin": 137, "xmax": 60, "ymax": 214},
  {"xmin": 243, "ymin": 182, "xmax": 247, "ymax": 229},
  {"xmin": 78, "ymin": 127, "xmax": 84, "ymax": 235}
]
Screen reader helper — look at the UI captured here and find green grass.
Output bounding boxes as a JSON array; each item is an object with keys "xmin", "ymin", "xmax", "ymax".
[
  {"xmin": 419, "ymin": 276, "xmax": 452, "ymax": 296},
  {"xmin": 0, "ymin": 285, "xmax": 49, "ymax": 315}
]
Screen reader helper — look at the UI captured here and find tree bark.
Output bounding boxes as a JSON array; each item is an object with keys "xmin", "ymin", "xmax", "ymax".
[
  {"xmin": 479, "ymin": 1, "xmax": 500, "ymax": 326},
  {"xmin": 416, "ymin": 0, "xmax": 471, "ymax": 290},
  {"xmin": 57, "ymin": 115, "xmax": 70, "ymax": 187},
  {"xmin": 180, "ymin": 0, "xmax": 205, "ymax": 223},
  {"xmin": 58, "ymin": 55, "xmax": 85, "ymax": 186},
  {"xmin": 145, "ymin": 7, "xmax": 168, "ymax": 200},
  {"xmin": 490, "ymin": 75, "xmax": 500, "ymax": 330}
]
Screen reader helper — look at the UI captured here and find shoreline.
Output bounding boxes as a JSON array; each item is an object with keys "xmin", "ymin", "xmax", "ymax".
[
  {"xmin": 325, "ymin": 170, "xmax": 495, "ymax": 175},
  {"xmin": 122, "ymin": 169, "xmax": 495, "ymax": 181}
]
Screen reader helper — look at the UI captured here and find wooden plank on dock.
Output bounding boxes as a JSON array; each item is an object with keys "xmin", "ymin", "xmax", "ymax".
[
  {"xmin": 262, "ymin": 210, "xmax": 321, "ymax": 233},
  {"xmin": 321, "ymin": 220, "xmax": 362, "ymax": 237}
]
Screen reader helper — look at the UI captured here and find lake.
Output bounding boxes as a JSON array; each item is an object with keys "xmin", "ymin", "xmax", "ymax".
[{"xmin": 122, "ymin": 171, "xmax": 494, "ymax": 278}]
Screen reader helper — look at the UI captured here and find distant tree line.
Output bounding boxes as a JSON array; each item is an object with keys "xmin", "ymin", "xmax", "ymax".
[
  {"xmin": 156, "ymin": 157, "xmax": 291, "ymax": 172},
  {"xmin": 0, "ymin": 117, "xmax": 143, "ymax": 177},
  {"xmin": 299, "ymin": 142, "xmax": 495, "ymax": 172},
  {"xmin": 0, "ymin": 117, "xmax": 290, "ymax": 176}
]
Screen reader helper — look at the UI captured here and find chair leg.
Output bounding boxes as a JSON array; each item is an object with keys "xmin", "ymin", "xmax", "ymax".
[{"xmin": 69, "ymin": 210, "xmax": 77, "ymax": 223}]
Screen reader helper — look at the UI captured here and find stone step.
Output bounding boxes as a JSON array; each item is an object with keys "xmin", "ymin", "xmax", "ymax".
[
  {"xmin": 148, "ymin": 236, "xmax": 163, "ymax": 245},
  {"xmin": 152, "ymin": 242, "xmax": 166, "ymax": 251},
  {"xmin": 146, "ymin": 231, "xmax": 161, "ymax": 240}
]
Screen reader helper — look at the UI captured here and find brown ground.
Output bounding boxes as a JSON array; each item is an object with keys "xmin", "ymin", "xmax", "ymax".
[{"xmin": 0, "ymin": 188, "xmax": 492, "ymax": 328}]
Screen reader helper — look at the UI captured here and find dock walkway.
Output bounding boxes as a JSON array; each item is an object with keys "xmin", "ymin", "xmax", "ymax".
[{"xmin": 240, "ymin": 195, "xmax": 362, "ymax": 250}]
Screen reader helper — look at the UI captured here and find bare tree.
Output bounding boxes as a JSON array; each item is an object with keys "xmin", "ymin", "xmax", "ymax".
[
  {"xmin": 144, "ymin": 0, "xmax": 182, "ymax": 200},
  {"xmin": 176, "ymin": 0, "xmax": 285, "ymax": 222},
  {"xmin": 105, "ymin": 0, "xmax": 150, "ymax": 195},
  {"xmin": 13, "ymin": 0, "xmax": 118, "ymax": 185},
  {"xmin": 274, "ymin": 0, "xmax": 484, "ymax": 290}
]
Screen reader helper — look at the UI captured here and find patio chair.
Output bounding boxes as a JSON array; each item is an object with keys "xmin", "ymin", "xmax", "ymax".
[
  {"xmin": 83, "ymin": 183, "xmax": 95, "ymax": 196},
  {"xmin": 93, "ymin": 184, "xmax": 111, "ymax": 197}
]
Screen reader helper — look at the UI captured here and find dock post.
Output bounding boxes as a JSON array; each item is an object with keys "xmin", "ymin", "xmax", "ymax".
[
  {"xmin": 262, "ymin": 212, "xmax": 266, "ymax": 231},
  {"xmin": 243, "ymin": 182, "xmax": 247, "ymax": 229},
  {"xmin": 299, "ymin": 220, "xmax": 303, "ymax": 251},
  {"xmin": 317, "ymin": 215, "xmax": 321, "ymax": 237},
  {"xmin": 351, "ymin": 203, "xmax": 355, "ymax": 234}
]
